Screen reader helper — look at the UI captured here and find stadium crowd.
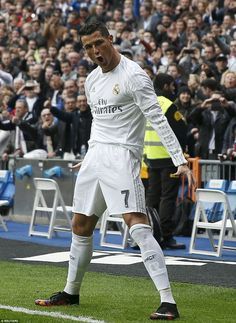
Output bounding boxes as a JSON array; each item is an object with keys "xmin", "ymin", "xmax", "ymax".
[{"xmin": 0, "ymin": 0, "xmax": 236, "ymax": 163}]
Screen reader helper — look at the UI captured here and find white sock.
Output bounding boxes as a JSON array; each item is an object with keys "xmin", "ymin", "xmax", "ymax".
[
  {"xmin": 130, "ymin": 224, "xmax": 175, "ymax": 304},
  {"xmin": 64, "ymin": 233, "xmax": 93, "ymax": 295},
  {"xmin": 159, "ymin": 287, "xmax": 175, "ymax": 304}
]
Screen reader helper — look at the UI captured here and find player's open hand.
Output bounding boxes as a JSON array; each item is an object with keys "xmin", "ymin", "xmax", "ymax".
[{"xmin": 171, "ymin": 164, "xmax": 196, "ymax": 189}]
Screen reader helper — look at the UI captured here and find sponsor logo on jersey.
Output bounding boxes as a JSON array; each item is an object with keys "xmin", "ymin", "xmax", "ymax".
[
  {"xmin": 94, "ymin": 105, "xmax": 123, "ymax": 114},
  {"xmin": 112, "ymin": 84, "xmax": 120, "ymax": 95}
]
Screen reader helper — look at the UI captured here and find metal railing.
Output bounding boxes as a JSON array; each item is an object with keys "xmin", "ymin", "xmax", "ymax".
[{"xmin": 188, "ymin": 158, "xmax": 236, "ymax": 201}]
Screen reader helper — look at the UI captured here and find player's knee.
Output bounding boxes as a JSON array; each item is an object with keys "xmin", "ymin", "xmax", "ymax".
[{"xmin": 72, "ymin": 213, "xmax": 97, "ymax": 236}]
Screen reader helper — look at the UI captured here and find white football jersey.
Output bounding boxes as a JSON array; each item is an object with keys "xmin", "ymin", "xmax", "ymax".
[{"xmin": 85, "ymin": 55, "xmax": 186, "ymax": 166}]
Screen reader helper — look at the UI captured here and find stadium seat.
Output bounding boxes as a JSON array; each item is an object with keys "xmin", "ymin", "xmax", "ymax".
[
  {"xmin": 0, "ymin": 170, "xmax": 15, "ymax": 232},
  {"xmin": 100, "ymin": 209, "xmax": 129, "ymax": 249},
  {"xmin": 0, "ymin": 201, "xmax": 8, "ymax": 232},
  {"xmin": 226, "ymin": 180, "xmax": 236, "ymax": 217},
  {"xmin": 189, "ymin": 189, "xmax": 236, "ymax": 257},
  {"xmin": 0, "ymin": 170, "xmax": 10, "ymax": 196},
  {"xmin": 204, "ymin": 179, "xmax": 229, "ymax": 222},
  {"xmin": 15, "ymin": 164, "xmax": 33, "ymax": 180},
  {"xmin": 29, "ymin": 178, "xmax": 73, "ymax": 239},
  {"xmin": 204, "ymin": 179, "xmax": 228, "ymax": 191}
]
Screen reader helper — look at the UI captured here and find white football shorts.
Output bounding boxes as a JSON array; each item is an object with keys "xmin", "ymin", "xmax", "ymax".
[{"xmin": 72, "ymin": 143, "xmax": 146, "ymax": 217}]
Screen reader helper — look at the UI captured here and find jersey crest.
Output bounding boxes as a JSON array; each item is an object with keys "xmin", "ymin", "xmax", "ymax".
[{"xmin": 112, "ymin": 84, "xmax": 120, "ymax": 95}]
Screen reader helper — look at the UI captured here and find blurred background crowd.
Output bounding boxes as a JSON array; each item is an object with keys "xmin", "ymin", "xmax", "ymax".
[{"xmin": 0, "ymin": 0, "xmax": 236, "ymax": 165}]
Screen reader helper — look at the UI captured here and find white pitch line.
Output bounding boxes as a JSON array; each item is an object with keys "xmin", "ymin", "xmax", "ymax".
[{"xmin": 0, "ymin": 304, "xmax": 106, "ymax": 323}]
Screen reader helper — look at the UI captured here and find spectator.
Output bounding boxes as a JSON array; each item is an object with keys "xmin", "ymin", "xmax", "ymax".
[
  {"xmin": 174, "ymin": 86, "xmax": 197, "ymax": 156},
  {"xmin": 0, "ymin": 69, "xmax": 13, "ymax": 86},
  {"xmin": 175, "ymin": 86, "xmax": 195, "ymax": 120},
  {"xmin": 67, "ymin": 51, "xmax": 81, "ymax": 71},
  {"xmin": 188, "ymin": 91, "xmax": 236, "ymax": 159},
  {"xmin": 167, "ymin": 62, "xmax": 187, "ymax": 89},
  {"xmin": 8, "ymin": 80, "xmax": 45, "ymax": 122},
  {"xmin": 0, "ymin": 98, "xmax": 36, "ymax": 161},
  {"xmin": 12, "ymin": 78, "xmax": 25, "ymax": 94},
  {"xmin": 46, "ymin": 94, "xmax": 91, "ymax": 160},
  {"xmin": 138, "ymin": 3, "xmax": 153, "ymax": 31},
  {"xmin": 214, "ymin": 54, "xmax": 229, "ymax": 82},
  {"xmin": 175, "ymin": 0, "xmax": 192, "ymax": 19},
  {"xmin": 78, "ymin": 6, "xmax": 90, "ymax": 26},
  {"xmin": 200, "ymin": 78, "xmax": 219, "ymax": 100},
  {"xmin": 1, "ymin": 50, "xmax": 20, "ymax": 78},
  {"xmin": 123, "ymin": 6, "xmax": 137, "ymax": 30},
  {"xmin": 150, "ymin": 0, "xmax": 173, "ymax": 34},
  {"xmin": 178, "ymin": 45, "xmax": 202, "ymax": 75},
  {"xmin": 220, "ymin": 70, "xmax": 236, "ymax": 101},
  {"xmin": 20, "ymin": 107, "xmax": 59, "ymax": 159},
  {"xmin": 66, "ymin": 11, "xmax": 80, "ymax": 31},
  {"xmin": 47, "ymin": 45, "xmax": 61, "ymax": 71},
  {"xmin": 228, "ymin": 40, "xmax": 236, "ymax": 72},
  {"xmin": 112, "ymin": 8, "xmax": 123, "ymax": 23},
  {"xmin": 44, "ymin": 65, "xmax": 54, "ymax": 84},
  {"xmin": 221, "ymin": 13, "xmax": 235, "ymax": 36},
  {"xmin": 198, "ymin": 64, "xmax": 216, "ymax": 83},
  {"xmin": 187, "ymin": 73, "xmax": 204, "ymax": 104},
  {"xmin": 47, "ymin": 71, "xmax": 64, "ymax": 110},
  {"xmin": 202, "ymin": 41, "xmax": 217, "ymax": 71},
  {"xmin": 221, "ymin": 116, "xmax": 236, "ymax": 162},
  {"xmin": 154, "ymin": 14, "xmax": 173, "ymax": 45},
  {"xmin": 63, "ymin": 79, "xmax": 78, "ymax": 98},
  {"xmin": 76, "ymin": 94, "xmax": 92, "ymax": 154},
  {"xmin": 88, "ymin": 3, "xmax": 108, "ymax": 23},
  {"xmin": 77, "ymin": 60, "xmax": 90, "ymax": 77},
  {"xmin": 0, "ymin": 93, "xmax": 13, "ymax": 157},
  {"xmin": 43, "ymin": 11, "xmax": 67, "ymax": 47},
  {"xmin": 175, "ymin": 18, "xmax": 187, "ymax": 49},
  {"xmin": 36, "ymin": 47, "xmax": 49, "ymax": 66},
  {"xmin": 61, "ymin": 59, "xmax": 77, "ymax": 82},
  {"xmin": 77, "ymin": 76, "xmax": 86, "ymax": 95},
  {"xmin": 30, "ymin": 17, "xmax": 46, "ymax": 47}
]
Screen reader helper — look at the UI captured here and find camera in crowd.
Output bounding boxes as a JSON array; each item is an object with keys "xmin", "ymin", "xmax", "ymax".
[
  {"xmin": 183, "ymin": 48, "xmax": 195, "ymax": 54},
  {"xmin": 210, "ymin": 99, "xmax": 222, "ymax": 111}
]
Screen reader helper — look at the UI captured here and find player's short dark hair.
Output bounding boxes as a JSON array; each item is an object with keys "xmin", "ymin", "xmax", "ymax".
[{"xmin": 78, "ymin": 21, "xmax": 109, "ymax": 38}]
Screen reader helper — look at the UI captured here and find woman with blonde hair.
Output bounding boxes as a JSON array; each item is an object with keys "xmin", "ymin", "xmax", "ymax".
[
  {"xmin": 187, "ymin": 73, "xmax": 203, "ymax": 105},
  {"xmin": 221, "ymin": 70, "xmax": 236, "ymax": 101}
]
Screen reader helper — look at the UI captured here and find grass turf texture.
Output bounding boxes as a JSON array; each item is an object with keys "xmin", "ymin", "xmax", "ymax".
[{"xmin": 0, "ymin": 261, "xmax": 235, "ymax": 322}]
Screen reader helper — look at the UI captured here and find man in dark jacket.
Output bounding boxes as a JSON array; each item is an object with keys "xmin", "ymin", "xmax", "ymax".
[
  {"xmin": 145, "ymin": 73, "xmax": 187, "ymax": 249},
  {"xmin": 45, "ymin": 95, "xmax": 92, "ymax": 159},
  {"xmin": 0, "ymin": 99, "xmax": 36, "ymax": 161},
  {"xmin": 17, "ymin": 108, "xmax": 60, "ymax": 159},
  {"xmin": 189, "ymin": 93, "xmax": 236, "ymax": 159}
]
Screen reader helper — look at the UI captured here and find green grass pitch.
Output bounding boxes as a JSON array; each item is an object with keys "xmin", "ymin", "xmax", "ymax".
[{"xmin": 0, "ymin": 261, "xmax": 236, "ymax": 322}]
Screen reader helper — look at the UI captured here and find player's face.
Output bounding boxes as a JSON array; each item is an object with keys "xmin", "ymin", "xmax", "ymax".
[{"xmin": 81, "ymin": 31, "xmax": 114, "ymax": 72}]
